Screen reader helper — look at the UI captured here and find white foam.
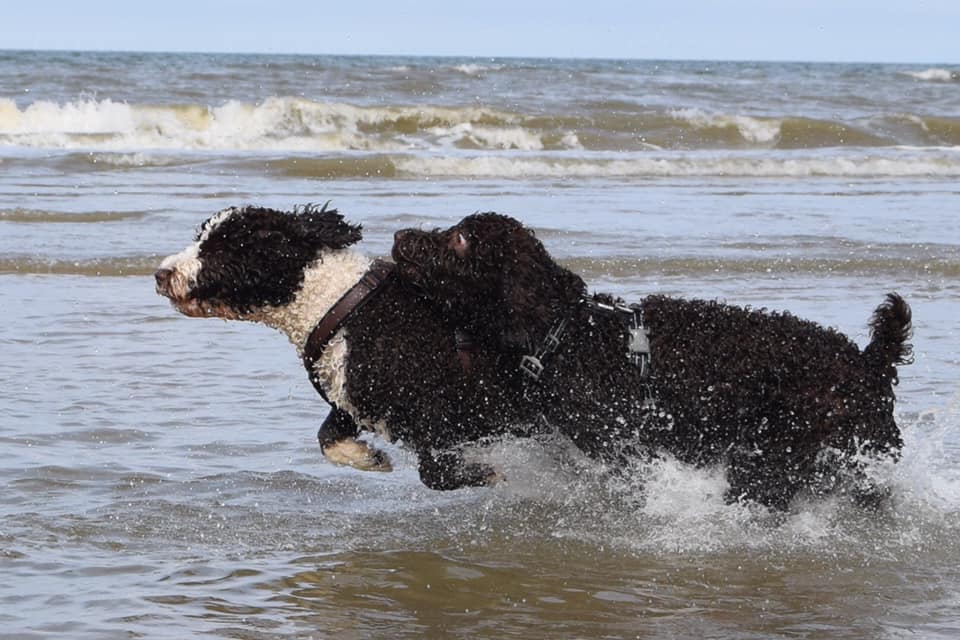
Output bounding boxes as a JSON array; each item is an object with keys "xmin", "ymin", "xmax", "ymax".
[
  {"xmin": 394, "ymin": 151, "xmax": 960, "ymax": 178},
  {"xmin": 888, "ymin": 394, "xmax": 960, "ymax": 513},
  {"xmin": 670, "ymin": 107, "xmax": 782, "ymax": 144},
  {"xmin": 87, "ymin": 152, "xmax": 185, "ymax": 167},
  {"xmin": 902, "ymin": 68, "xmax": 958, "ymax": 82},
  {"xmin": 452, "ymin": 63, "xmax": 502, "ymax": 75},
  {"xmin": 428, "ymin": 122, "xmax": 546, "ymax": 151},
  {"xmin": 0, "ymin": 97, "xmax": 528, "ymax": 153},
  {"xmin": 0, "ymin": 97, "xmax": 134, "ymax": 135},
  {"xmin": 560, "ymin": 132, "xmax": 583, "ymax": 149}
]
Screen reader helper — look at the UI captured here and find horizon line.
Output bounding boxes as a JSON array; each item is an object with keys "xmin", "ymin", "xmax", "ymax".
[{"xmin": 1, "ymin": 46, "xmax": 956, "ymax": 67}]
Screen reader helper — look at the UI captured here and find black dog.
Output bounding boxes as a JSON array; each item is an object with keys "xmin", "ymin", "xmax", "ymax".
[
  {"xmin": 392, "ymin": 212, "xmax": 913, "ymax": 509},
  {"xmin": 156, "ymin": 204, "xmax": 538, "ymax": 490}
]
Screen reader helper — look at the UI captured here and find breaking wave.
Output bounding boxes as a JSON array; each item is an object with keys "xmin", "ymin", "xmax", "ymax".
[
  {"xmin": 386, "ymin": 151, "xmax": 960, "ymax": 179},
  {"xmin": 669, "ymin": 108, "xmax": 781, "ymax": 144},
  {"xmin": 2, "ymin": 96, "xmax": 959, "ymax": 154},
  {"xmin": 901, "ymin": 68, "xmax": 959, "ymax": 82},
  {"xmin": 452, "ymin": 63, "xmax": 504, "ymax": 76},
  {"xmin": 0, "ymin": 97, "xmax": 551, "ymax": 152}
]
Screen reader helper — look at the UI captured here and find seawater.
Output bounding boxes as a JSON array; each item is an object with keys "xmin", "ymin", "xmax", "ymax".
[{"xmin": 1, "ymin": 50, "xmax": 959, "ymax": 639}]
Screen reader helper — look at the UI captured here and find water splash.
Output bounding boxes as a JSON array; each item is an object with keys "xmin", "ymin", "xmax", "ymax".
[{"xmin": 460, "ymin": 400, "xmax": 960, "ymax": 557}]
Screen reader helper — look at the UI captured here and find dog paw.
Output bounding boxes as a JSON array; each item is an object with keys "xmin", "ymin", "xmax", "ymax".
[
  {"xmin": 485, "ymin": 468, "xmax": 507, "ymax": 486},
  {"xmin": 462, "ymin": 463, "xmax": 505, "ymax": 487},
  {"xmin": 323, "ymin": 438, "xmax": 393, "ymax": 472}
]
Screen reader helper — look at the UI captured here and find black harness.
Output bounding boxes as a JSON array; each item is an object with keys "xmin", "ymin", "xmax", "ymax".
[{"xmin": 519, "ymin": 298, "xmax": 653, "ymax": 401}]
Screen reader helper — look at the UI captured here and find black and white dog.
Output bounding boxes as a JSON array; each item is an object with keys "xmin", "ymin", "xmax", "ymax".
[{"xmin": 155, "ymin": 204, "xmax": 528, "ymax": 490}]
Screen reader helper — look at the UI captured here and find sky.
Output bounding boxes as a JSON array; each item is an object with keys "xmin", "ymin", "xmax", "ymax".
[{"xmin": 2, "ymin": 0, "xmax": 958, "ymax": 64}]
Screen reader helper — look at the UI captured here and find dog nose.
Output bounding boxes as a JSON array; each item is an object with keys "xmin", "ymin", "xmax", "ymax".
[{"xmin": 154, "ymin": 268, "xmax": 173, "ymax": 289}]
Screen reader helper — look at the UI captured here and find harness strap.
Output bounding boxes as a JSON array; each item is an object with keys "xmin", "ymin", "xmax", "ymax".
[
  {"xmin": 302, "ymin": 259, "xmax": 396, "ymax": 402},
  {"xmin": 520, "ymin": 298, "xmax": 652, "ymax": 384},
  {"xmin": 591, "ymin": 300, "xmax": 651, "ymax": 377},
  {"xmin": 520, "ymin": 317, "xmax": 568, "ymax": 382}
]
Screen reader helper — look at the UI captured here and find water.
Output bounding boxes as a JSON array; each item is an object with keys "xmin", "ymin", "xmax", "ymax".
[{"xmin": 1, "ymin": 51, "xmax": 959, "ymax": 638}]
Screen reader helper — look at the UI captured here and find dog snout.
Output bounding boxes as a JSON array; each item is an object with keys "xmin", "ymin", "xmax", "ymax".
[{"xmin": 154, "ymin": 268, "xmax": 174, "ymax": 293}]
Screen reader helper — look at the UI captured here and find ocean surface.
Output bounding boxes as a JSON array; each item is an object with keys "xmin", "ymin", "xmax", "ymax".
[{"xmin": 1, "ymin": 50, "xmax": 959, "ymax": 639}]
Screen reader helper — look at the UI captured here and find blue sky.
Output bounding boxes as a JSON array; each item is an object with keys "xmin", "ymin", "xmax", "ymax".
[{"xmin": 3, "ymin": 1, "xmax": 958, "ymax": 63}]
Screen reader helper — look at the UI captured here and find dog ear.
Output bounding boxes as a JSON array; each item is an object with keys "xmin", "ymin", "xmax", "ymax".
[{"xmin": 294, "ymin": 203, "xmax": 363, "ymax": 250}]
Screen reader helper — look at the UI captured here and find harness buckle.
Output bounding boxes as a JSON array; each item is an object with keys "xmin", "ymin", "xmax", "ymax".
[
  {"xmin": 543, "ymin": 318, "xmax": 567, "ymax": 353},
  {"xmin": 629, "ymin": 350, "xmax": 651, "ymax": 377},
  {"xmin": 520, "ymin": 355, "xmax": 544, "ymax": 381},
  {"xmin": 627, "ymin": 325, "xmax": 649, "ymax": 354},
  {"xmin": 626, "ymin": 305, "xmax": 651, "ymax": 378}
]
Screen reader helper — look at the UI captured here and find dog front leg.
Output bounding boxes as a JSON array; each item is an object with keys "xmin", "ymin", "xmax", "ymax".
[
  {"xmin": 416, "ymin": 448, "xmax": 501, "ymax": 490},
  {"xmin": 318, "ymin": 406, "xmax": 392, "ymax": 472},
  {"xmin": 724, "ymin": 446, "xmax": 803, "ymax": 510}
]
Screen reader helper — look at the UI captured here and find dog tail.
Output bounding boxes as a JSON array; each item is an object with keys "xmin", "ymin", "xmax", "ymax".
[{"xmin": 863, "ymin": 293, "xmax": 913, "ymax": 370}]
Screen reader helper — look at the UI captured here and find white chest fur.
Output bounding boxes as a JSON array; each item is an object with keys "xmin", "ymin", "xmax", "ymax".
[
  {"xmin": 253, "ymin": 250, "xmax": 394, "ymax": 442},
  {"xmin": 311, "ymin": 331, "xmax": 394, "ymax": 442}
]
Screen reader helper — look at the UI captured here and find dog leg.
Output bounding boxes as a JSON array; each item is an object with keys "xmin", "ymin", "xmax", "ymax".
[
  {"xmin": 725, "ymin": 444, "xmax": 809, "ymax": 510},
  {"xmin": 318, "ymin": 407, "xmax": 392, "ymax": 472},
  {"xmin": 416, "ymin": 448, "xmax": 501, "ymax": 490},
  {"xmin": 831, "ymin": 456, "xmax": 894, "ymax": 511},
  {"xmin": 547, "ymin": 400, "xmax": 642, "ymax": 466}
]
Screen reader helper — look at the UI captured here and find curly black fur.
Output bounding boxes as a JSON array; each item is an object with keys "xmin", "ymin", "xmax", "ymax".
[
  {"xmin": 194, "ymin": 203, "xmax": 363, "ymax": 312},
  {"xmin": 864, "ymin": 293, "xmax": 914, "ymax": 372},
  {"xmin": 393, "ymin": 213, "xmax": 914, "ymax": 509},
  {"xmin": 339, "ymin": 277, "xmax": 534, "ymax": 485},
  {"xmin": 393, "ymin": 213, "xmax": 586, "ymax": 350}
]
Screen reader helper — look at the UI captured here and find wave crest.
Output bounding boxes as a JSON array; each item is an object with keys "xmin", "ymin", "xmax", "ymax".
[
  {"xmin": 669, "ymin": 108, "xmax": 781, "ymax": 144},
  {"xmin": 901, "ymin": 68, "xmax": 959, "ymax": 82},
  {"xmin": 0, "ymin": 97, "xmax": 566, "ymax": 153},
  {"xmin": 391, "ymin": 151, "xmax": 960, "ymax": 179},
  {"xmin": 2, "ymin": 96, "xmax": 957, "ymax": 154}
]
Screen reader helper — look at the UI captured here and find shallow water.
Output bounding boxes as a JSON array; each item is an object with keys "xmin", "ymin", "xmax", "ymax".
[{"xmin": 1, "ymin": 52, "xmax": 959, "ymax": 638}]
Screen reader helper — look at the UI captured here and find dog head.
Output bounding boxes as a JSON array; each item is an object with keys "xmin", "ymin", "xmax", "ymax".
[
  {"xmin": 391, "ymin": 212, "xmax": 585, "ymax": 349},
  {"xmin": 155, "ymin": 204, "xmax": 362, "ymax": 319}
]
